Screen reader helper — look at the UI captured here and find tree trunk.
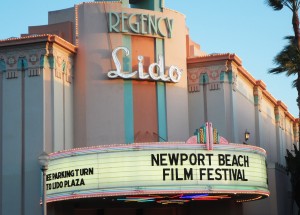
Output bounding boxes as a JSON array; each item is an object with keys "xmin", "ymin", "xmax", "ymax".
[
  {"xmin": 293, "ymin": 10, "xmax": 300, "ymax": 50},
  {"xmin": 292, "ymin": 2, "xmax": 300, "ymax": 156},
  {"xmin": 291, "ymin": 6, "xmax": 300, "ymax": 213}
]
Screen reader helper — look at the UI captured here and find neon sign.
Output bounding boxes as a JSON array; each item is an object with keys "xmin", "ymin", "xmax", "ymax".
[{"xmin": 107, "ymin": 47, "xmax": 183, "ymax": 83}]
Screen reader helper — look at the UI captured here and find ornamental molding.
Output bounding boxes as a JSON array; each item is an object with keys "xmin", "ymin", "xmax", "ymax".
[{"xmin": 187, "ymin": 65, "xmax": 228, "ymax": 92}]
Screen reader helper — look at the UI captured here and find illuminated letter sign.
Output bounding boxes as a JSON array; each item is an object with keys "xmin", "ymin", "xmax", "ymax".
[
  {"xmin": 108, "ymin": 12, "xmax": 174, "ymax": 38},
  {"xmin": 107, "ymin": 47, "xmax": 182, "ymax": 83}
]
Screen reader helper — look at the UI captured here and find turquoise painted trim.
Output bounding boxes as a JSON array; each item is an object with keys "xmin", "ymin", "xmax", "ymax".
[
  {"xmin": 48, "ymin": 56, "xmax": 55, "ymax": 69},
  {"xmin": 130, "ymin": 0, "xmax": 162, "ymax": 11},
  {"xmin": 156, "ymin": 38, "xmax": 167, "ymax": 141},
  {"xmin": 0, "ymin": 60, "xmax": 6, "ymax": 72},
  {"xmin": 17, "ymin": 58, "xmax": 28, "ymax": 71},
  {"xmin": 228, "ymin": 70, "xmax": 234, "ymax": 83},
  {"xmin": 200, "ymin": 73, "xmax": 208, "ymax": 84},
  {"xmin": 123, "ymin": 36, "xmax": 134, "ymax": 144},
  {"xmin": 220, "ymin": 71, "xmax": 225, "ymax": 82},
  {"xmin": 39, "ymin": 55, "xmax": 46, "ymax": 68}
]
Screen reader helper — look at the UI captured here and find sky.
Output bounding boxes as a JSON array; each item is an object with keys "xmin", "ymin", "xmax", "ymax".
[{"xmin": 0, "ymin": 0, "xmax": 298, "ymax": 116}]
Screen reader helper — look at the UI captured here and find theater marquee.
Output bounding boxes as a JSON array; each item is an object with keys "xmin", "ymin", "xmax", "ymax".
[{"xmin": 46, "ymin": 143, "xmax": 269, "ymax": 203}]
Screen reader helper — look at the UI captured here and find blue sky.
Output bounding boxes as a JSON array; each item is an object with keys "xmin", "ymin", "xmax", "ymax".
[{"xmin": 0, "ymin": 0, "xmax": 297, "ymax": 116}]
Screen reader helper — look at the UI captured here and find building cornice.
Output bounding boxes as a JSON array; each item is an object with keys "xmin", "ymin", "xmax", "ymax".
[
  {"xmin": 0, "ymin": 34, "xmax": 77, "ymax": 53},
  {"xmin": 187, "ymin": 52, "xmax": 296, "ymax": 122},
  {"xmin": 187, "ymin": 53, "xmax": 242, "ymax": 66}
]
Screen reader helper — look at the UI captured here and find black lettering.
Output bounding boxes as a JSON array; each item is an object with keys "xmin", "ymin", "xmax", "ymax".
[
  {"xmin": 199, "ymin": 168, "xmax": 206, "ymax": 180},
  {"xmin": 206, "ymin": 154, "xmax": 213, "ymax": 165},
  {"xmin": 151, "ymin": 154, "xmax": 159, "ymax": 166},
  {"xmin": 46, "ymin": 174, "xmax": 51, "ymax": 181},
  {"xmin": 225, "ymin": 154, "xmax": 231, "ymax": 166},
  {"xmin": 232, "ymin": 155, "xmax": 238, "ymax": 166},
  {"xmin": 163, "ymin": 168, "xmax": 170, "ymax": 181},
  {"xmin": 88, "ymin": 168, "xmax": 94, "ymax": 175},
  {"xmin": 219, "ymin": 154, "xmax": 225, "ymax": 166},
  {"xmin": 46, "ymin": 183, "xmax": 51, "ymax": 190},
  {"xmin": 207, "ymin": 168, "xmax": 214, "ymax": 180},
  {"xmin": 189, "ymin": 154, "xmax": 197, "ymax": 165},
  {"xmin": 160, "ymin": 153, "xmax": 168, "ymax": 166},
  {"xmin": 175, "ymin": 168, "xmax": 183, "ymax": 180},
  {"xmin": 222, "ymin": 168, "xmax": 228, "ymax": 180},
  {"xmin": 238, "ymin": 155, "xmax": 244, "ymax": 166},
  {"xmin": 180, "ymin": 153, "xmax": 188, "ymax": 165},
  {"xmin": 184, "ymin": 168, "xmax": 193, "ymax": 180},
  {"xmin": 244, "ymin": 156, "xmax": 249, "ymax": 167},
  {"xmin": 197, "ymin": 154, "xmax": 205, "ymax": 165},
  {"xmin": 80, "ymin": 178, "xmax": 85, "ymax": 186},
  {"xmin": 168, "ymin": 153, "xmax": 179, "ymax": 165},
  {"xmin": 80, "ymin": 168, "xmax": 91, "ymax": 176},
  {"xmin": 242, "ymin": 170, "xmax": 248, "ymax": 181},
  {"xmin": 237, "ymin": 169, "xmax": 243, "ymax": 180},
  {"xmin": 232, "ymin": 169, "xmax": 237, "ymax": 180},
  {"xmin": 82, "ymin": 169, "xmax": 88, "ymax": 175},
  {"xmin": 215, "ymin": 168, "xmax": 222, "ymax": 180}
]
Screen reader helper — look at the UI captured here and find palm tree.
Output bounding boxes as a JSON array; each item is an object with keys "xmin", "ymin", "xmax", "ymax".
[
  {"xmin": 269, "ymin": 36, "xmax": 300, "ymax": 80},
  {"xmin": 266, "ymin": 0, "xmax": 300, "ymax": 49},
  {"xmin": 269, "ymin": 35, "xmax": 300, "ymax": 214},
  {"xmin": 286, "ymin": 144, "xmax": 300, "ymax": 214},
  {"xmin": 266, "ymin": 2, "xmax": 300, "ymax": 142},
  {"xmin": 266, "ymin": 1, "xmax": 300, "ymax": 213}
]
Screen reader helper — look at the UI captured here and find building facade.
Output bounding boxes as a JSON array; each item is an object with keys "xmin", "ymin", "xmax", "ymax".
[{"xmin": 0, "ymin": 0, "xmax": 297, "ymax": 215}]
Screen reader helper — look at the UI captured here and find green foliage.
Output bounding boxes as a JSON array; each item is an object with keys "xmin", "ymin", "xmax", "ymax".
[
  {"xmin": 265, "ymin": 0, "xmax": 300, "ymax": 12},
  {"xmin": 286, "ymin": 144, "xmax": 300, "ymax": 180},
  {"xmin": 268, "ymin": 36, "xmax": 300, "ymax": 88},
  {"xmin": 265, "ymin": 0, "xmax": 284, "ymax": 10},
  {"xmin": 286, "ymin": 144, "xmax": 300, "ymax": 213}
]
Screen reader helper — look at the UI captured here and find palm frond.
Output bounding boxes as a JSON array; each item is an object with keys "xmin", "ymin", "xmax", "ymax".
[
  {"xmin": 269, "ymin": 36, "xmax": 300, "ymax": 87},
  {"xmin": 266, "ymin": 0, "xmax": 284, "ymax": 10}
]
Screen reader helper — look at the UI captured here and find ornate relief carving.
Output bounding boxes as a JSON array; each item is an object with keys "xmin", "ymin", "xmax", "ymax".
[
  {"xmin": 187, "ymin": 65, "xmax": 227, "ymax": 93},
  {"xmin": 29, "ymin": 54, "xmax": 38, "ymax": 65},
  {"xmin": 0, "ymin": 45, "xmax": 74, "ymax": 81},
  {"xmin": 6, "ymin": 71, "xmax": 18, "ymax": 79},
  {"xmin": 7, "ymin": 56, "xmax": 16, "ymax": 67},
  {"xmin": 187, "ymin": 68, "xmax": 201, "ymax": 92},
  {"xmin": 253, "ymin": 86, "xmax": 263, "ymax": 111}
]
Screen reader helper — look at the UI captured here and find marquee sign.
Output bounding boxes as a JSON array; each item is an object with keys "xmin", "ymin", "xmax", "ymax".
[{"xmin": 46, "ymin": 142, "xmax": 269, "ymax": 203}]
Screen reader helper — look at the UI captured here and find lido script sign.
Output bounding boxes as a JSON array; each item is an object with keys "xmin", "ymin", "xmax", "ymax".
[
  {"xmin": 107, "ymin": 47, "xmax": 183, "ymax": 83},
  {"xmin": 108, "ymin": 12, "xmax": 174, "ymax": 38},
  {"xmin": 46, "ymin": 143, "xmax": 269, "ymax": 203}
]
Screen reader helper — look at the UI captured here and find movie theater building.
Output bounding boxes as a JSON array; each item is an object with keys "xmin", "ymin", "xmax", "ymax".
[{"xmin": 0, "ymin": 0, "xmax": 297, "ymax": 215}]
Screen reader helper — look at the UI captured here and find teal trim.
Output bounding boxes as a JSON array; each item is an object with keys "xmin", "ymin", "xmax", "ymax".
[
  {"xmin": 130, "ymin": 0, "xmax": 162, "ymax": 11},
  {"xmin": 123, "ymin": 36, "xmax": 134, "ymax": 143},
  {"xmin": 39, "ymin": 55, "xmax": 46, "ymax": 68},
  {"xmin": 200, "ymin": 73, "xmax": 208, "ymax": 84},
  {"xmin": 254, "ymin": 95, "xmax": 259, "ymax": 105},
  {"xmin": 48, "ymin": 56, "xmax": 55, "ymax": 69},
  {"xmin": 156, "ymin": 38, "xmax": 167, "ymax": 141},
  {"xmin": 220, "ymin": 71, "xmax": 225, "ymax": 82},
  {"xmin": 0, "ymin": 60, "xmax": 6, "ymax": 72},
  {"xmin": 17, "ymin": 58, "xmax": 28, "ymax": 71},
  {"xmin": 228, "ymin": 70, "xmax": 233, "ymax": 83}
]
